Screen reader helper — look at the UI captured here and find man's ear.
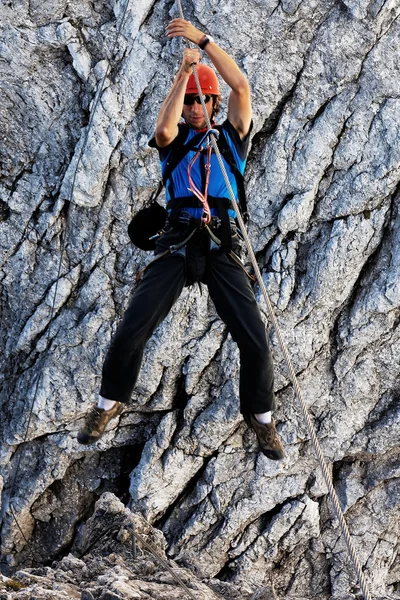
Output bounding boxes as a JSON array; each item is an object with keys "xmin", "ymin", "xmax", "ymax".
[{"xmin": 212, "ymin": 95, "xmax": 221, "ymax": 120}]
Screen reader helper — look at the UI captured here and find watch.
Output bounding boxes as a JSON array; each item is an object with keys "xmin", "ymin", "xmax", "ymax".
[{"xmin": 199, "ymin": 35, "xmax": 215, "ymax": 50}]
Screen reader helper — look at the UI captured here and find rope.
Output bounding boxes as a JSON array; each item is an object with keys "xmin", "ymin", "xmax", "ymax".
[
  {"xmin": 175, "ymin": 3, "xmax": 373, "ymax": 599},
  {"xmin": 187, "ymin": 145, "xmax": 212, "ymax": 222},
  {"xmin": 8, "ymin": 0, "xmax": 131, "ymax": 544}
]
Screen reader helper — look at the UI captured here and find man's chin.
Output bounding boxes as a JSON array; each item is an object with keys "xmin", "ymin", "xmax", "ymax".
[{"xmin": 188, "ymin": 119, "xmax": 206, "ymax": 129}]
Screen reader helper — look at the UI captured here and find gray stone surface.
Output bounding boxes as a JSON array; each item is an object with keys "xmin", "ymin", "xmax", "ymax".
[
  {"xmin": 1, "ymin": 1, "xmax": 400, "ymax": 599},
  {"xmin": 0, "ymin": 493, "xmax": 235, "ymax": 599}
]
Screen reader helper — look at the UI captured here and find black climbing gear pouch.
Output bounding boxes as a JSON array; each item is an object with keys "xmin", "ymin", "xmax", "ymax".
[
  {"xmin": 127, "ymin": 182, "xmax": 167, "ymax": 251},
  {"xmin": 127, "ymin": 127, "xmax": 194, "ymax": 251}
]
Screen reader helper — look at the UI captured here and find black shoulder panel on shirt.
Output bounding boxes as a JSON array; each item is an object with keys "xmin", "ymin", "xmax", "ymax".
[{"xmin": 221, "ymin": 119, "xmax": 253, "ymax": 162}]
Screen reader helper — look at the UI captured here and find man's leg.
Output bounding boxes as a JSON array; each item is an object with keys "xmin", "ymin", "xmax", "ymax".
[
  {"xmin": 205, "ymin": 252, "xmax": 274, "ymax": 413},
  {"xmin": 204, "ymin": 252, "xmax": 284, "ymax": 459},
  {"xmin": 100, "ymin": 254, "xmax": 186, "ymax": 403},
  {"xmin": 78, "ymin": 253, "xmax": 186, "ymax": 444}
]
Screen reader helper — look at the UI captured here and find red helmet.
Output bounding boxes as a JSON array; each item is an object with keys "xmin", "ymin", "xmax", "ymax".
[{"xmin": 186, "ymin": 64, "xmax": 220, "ymax": 95}]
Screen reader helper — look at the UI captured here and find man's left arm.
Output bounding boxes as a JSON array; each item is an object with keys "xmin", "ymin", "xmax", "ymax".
[
  {"xmin": 166, "ymin": 19, "xmax": 252, "ymax": 139},
  {"xmin": 203, "ymin": 44, "xmax": 252, "ymax": 140}
]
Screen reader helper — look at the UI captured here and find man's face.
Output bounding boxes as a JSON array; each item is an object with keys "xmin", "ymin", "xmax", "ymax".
[{"xmin": 182, "ymin": 94, "xmax": 214, "ymax": 129}]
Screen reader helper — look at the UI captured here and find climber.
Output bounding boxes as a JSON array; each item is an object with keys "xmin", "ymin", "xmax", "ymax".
[{"xmin": 78, "ymin": 18, "xmax": 284, "ymax": 460}]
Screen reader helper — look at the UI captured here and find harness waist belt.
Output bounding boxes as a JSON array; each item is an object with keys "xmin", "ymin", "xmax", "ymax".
[
  {"xmin": 167, "ymin": 196, "xmax": 235, "ymax": 252},
  {"xmin": 167, "ymin": 196, "xmax": 234, "ymax": 220}
]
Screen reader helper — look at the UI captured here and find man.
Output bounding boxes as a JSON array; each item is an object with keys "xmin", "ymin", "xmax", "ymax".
[{"xmin": 78, "ymin": 18, "xmax": 284, "ymax": 460}]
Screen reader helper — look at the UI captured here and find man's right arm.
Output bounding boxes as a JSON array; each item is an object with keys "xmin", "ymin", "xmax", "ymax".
[
  {"xmin": 155, "ymin": 48, "xmax": 201, "ymax": 147},
  {"xmin": 166, "ymin": 19, "xmax": 252, "ymax": 140}
]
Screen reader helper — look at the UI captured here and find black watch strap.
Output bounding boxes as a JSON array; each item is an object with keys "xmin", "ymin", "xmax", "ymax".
[{"xmin": 199, "ymin": 36, "xmax": 214, "ymax": 50}]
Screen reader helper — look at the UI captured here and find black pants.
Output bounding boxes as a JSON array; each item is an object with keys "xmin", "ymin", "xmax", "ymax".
[{"xmin": 100, "ymin": 226, "xmax": 275, "ymax": 414}]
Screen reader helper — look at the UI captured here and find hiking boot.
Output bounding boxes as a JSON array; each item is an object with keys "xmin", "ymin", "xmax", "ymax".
[
  {"xmin": 244, "ymin": 414, "xmax": 285, "ymax": 460},
  {"xmin": 77, "ymin": 402, "xmax": 123, "ymax": 445}
]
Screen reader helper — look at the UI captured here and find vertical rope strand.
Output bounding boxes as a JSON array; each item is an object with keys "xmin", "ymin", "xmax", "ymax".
[{"xmin": 175, "ymin": 2, "xmax": 373, "ymax": 598}]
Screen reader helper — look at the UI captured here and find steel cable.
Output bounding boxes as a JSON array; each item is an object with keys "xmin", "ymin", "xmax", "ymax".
[{"xmin": 176, "ymin": 1, "xmax": 373, "ymax": 598}]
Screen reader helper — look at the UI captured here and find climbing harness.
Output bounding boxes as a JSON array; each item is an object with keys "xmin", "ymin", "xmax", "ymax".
[
  {"xmin": 163, "ymin": 125, "xmax": 242, "ymax": 252},
  {"xmin": 204, "ymin": 223, "xmax": 255, "ymax": 281},
  {"xmin": 135, "ymin": 224, "xmax": 200, "ymax": 282},
  {"xmin": 131, "ymin": 122, "xmax": 242, "ymax": 252},
  {"xmin": 176, "ymin": 1, "xmax": 373, "ymax": 598}
]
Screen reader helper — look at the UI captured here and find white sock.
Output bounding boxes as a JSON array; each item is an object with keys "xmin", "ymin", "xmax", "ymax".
[
  {"xmin": 98, "ymin": 396, "xmax": 117, "ymax": 411},
  {"xmin": 255, "ymin": 411, "xmax": 272, "ymax": 425}
]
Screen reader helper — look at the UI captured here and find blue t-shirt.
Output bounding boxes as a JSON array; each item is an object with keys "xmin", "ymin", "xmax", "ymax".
[{"xmin": 149, "ymin": 119, "xmax": 251, "ymax": 219}]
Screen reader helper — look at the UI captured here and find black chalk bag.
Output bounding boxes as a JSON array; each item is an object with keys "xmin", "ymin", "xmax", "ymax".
[{"xmin": 128, "ymin": 183, "xmax": 167, "ymax": 251}]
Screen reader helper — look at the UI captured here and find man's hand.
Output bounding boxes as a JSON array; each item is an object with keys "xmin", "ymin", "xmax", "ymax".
[
  {"xmin": 166, "ymin": 18, "xmax": 205, "ymax": 47},
  {"xmin": 181, "ymin": 47, "xmax": 201, "ymax": 73},
  {"xmin": 164, "ymin": 16, "xmax": 252, "ymax": 140}
]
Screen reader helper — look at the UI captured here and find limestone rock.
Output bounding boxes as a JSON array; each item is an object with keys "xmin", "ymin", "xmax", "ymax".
[
  {"xmin": 1, "ymin": 1, "xmax": 400, "ymax": 599},
  {"xmin": 0, "ymin": 493, "xmax": 244, "ymax": 599}
]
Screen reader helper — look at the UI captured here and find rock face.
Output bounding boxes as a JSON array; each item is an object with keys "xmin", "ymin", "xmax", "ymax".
[
  {"xmin": 0, "ymin": 493, "xmax": 247, "ymax": 599},
  {"xmin": 1, "ymin": 1, "xmax": 399, "ymax": 599}
]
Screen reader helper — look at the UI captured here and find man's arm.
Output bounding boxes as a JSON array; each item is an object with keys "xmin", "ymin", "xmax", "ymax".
[
  {"xmin": 166, "ymin": 18, "xmax": 252, "ymax": 139},
  {"xmin": 155, "ymin": 47, "xmax": 201, "ymax": 148}
]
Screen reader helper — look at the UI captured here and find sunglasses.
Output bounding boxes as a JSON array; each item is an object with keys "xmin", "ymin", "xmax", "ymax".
[{"xmin": 183, "ymin": 94, "xmax": 212, "ymax": 106}]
